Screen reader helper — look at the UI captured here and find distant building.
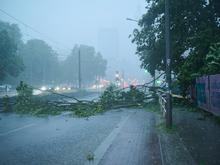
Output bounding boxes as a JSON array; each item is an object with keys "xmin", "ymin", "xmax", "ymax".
[{"xmin": 98, "ymin": 28, "xmax": 119, "ymax": 79}]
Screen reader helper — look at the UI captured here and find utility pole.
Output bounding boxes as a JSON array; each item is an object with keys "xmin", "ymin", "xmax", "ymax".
[
  {"xmin": 78, "ymin": 49, "xmax": 81, "ymax": 89},
  {"xmin": 165, "ymin": 0, "xmax": 172, "ymax": 128}
]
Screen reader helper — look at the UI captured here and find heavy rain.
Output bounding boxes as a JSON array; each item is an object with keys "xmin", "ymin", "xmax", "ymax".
[{"xmin": 0, "ymin": 0, "xmax": 220, "ymax": 165}]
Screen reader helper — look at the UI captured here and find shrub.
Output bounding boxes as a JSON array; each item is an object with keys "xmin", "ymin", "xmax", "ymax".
[
  {"xmin": 15, "ymin": 81, "xmax": 33, "ymax": 112},
  {"xmin": 2, "ymin": 95, "xmax": 10, "ymax": 111}
]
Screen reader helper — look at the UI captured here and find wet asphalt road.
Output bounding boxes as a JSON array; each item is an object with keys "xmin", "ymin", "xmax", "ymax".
[
  {"xmin": 0, "ymin": 110, "xmax": 123, "ymax": 165},
  {"xmin": 0, "ymin": 94, "xmax": 162, "ymax": 165}
]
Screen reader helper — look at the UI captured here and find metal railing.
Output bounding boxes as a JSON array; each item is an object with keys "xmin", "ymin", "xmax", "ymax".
[{"xmin": 157, "ymin": 90, "xmax": 167, "ymax": 117}]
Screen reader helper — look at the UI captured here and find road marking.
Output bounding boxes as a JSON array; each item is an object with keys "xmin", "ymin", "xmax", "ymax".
[
  {"xmin": 0, "ymin": 111, "xmax": 73, "ymax": 137},
  {"xmin": 0, "ymin": 123, "xmax": 36, "ymax": 137},
  {"xmin": 85, "ymin": 113, "xmax": 132, "ymax": 165}
]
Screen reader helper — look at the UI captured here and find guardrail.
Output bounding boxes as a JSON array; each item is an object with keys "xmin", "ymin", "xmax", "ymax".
[
  {"xmin": 158, "ymin": 94, "xmax": 167, "ymax": 117},
  {"xmin": 157, "ymin": 88, "xmax": 186, "ymax": 128},
  {"xmin": 157, "ymin": 89, "xmax": 167, "ymax": 117}
]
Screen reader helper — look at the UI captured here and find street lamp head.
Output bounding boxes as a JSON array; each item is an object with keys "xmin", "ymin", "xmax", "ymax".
[{"xmin": 126, "ymin": 18, "xmax": 138, "ymax": 23}]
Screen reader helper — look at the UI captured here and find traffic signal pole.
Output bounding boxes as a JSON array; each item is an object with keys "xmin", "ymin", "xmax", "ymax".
[{"xmin": 165, "ymin": 0, "xmax": 172, "ymax": 128}]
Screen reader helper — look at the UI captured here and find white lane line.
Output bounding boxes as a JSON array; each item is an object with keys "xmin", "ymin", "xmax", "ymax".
[
  {"xmin": 0, "ymin": 123, "xmax": 36, "ymax": 137},
  {"xmin": 85, "ymin": 113, "xmax": 132, "ymax": 165},
  {"xmin": 0, "ymin": 111, "xmax": 72, "ymax": 137}
]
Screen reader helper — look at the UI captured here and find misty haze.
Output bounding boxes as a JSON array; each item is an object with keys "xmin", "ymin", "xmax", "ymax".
[{"xmin": 0, "ymin": 0, "xmax": 220, "ymax": 165}]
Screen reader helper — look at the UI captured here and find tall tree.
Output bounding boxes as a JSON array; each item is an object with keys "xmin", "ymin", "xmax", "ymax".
[
  {"xmin": 20, "ymin": 39, "xmax": 59, "ymax": 85},
  {"xmin": 62, "ymin": 45, "xmax": 107, "ymax": 86},
  {"xmin": 132, "ymin": 0, "xmax": 220, "ymax": 94},
  {"xmin": 0, "ymin": 21, "xmax": 24, "ymax": 81}
]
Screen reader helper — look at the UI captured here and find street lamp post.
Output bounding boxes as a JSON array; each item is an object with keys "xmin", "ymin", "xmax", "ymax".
[
  {"xmin": 165, "ymin": 0, "xmax": 172, "ymax": 128},
  {"xmin": 127, "ymin": 14, "xmax": 172, "ymax": 128}
]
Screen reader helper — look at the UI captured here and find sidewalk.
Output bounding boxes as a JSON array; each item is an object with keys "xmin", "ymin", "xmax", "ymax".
[
  {"xmin": 85, "ymin": 109, "xmax": 197, "ymax": 165},
  {"xmin": 173, "ymin": 106, "xmax": 220, "ymax": 165},
  {"xmin": 98, "ymin": 110, "xmax": 162, "ymax": 165}
]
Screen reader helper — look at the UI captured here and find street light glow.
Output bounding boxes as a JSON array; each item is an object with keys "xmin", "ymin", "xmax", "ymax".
[
  {"xmin": 40, "ymin": 86, "xmax": 47, "ymax": 91},
  {"xmin": 55, "ymin": 86, "xmax": 60, "ymax": 91}
]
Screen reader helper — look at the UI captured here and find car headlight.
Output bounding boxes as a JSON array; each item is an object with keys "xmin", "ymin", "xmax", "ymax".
[
  {"xmin": 40, "ymin": 86, "xmax": 47, "ymax": 91},
  {"xmin": 55, "ymin": 86, "xmax": 60, "ymax": 91}
]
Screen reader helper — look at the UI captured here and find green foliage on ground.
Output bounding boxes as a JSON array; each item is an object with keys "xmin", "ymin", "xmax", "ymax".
[
  {"xmin": 15, "ymin": 81, "xmax": 33, "ymax": 112},
  {"xmin": 73, "ymin": 102, "xmax": 104, "ymax": 117},
  {"xmin": 157, "ymin": 122, "xmax": 178, "ymax": 134},
  {"xmin": 144, "ymin": 101, "xmax": 160, "ymax": 113},
  {"xmin": 13, "ymin": 82, "xmax": 107, "ymax": 117},
  {"xmin": 73, "ymin": 84, "xmax": 146, "ymax": 117},
  {"xmin": 2, "ymin": 95, "xmax": 10, "ymax": 111},
  {"xmin": 86, "ymin": 152, "xmax": 95, "ymax": 161},
  {"xmin": 15, "ymin": 81, "xmax": 62, "ymax": 116},
  {"xmin": 99, "ymin": 84, "xmax": 119, "ymax": 109},
  {"xmin": 13, "ymin": 83, "xmax": 150, "ymax": 118},
  {"xmin": 99, "ymin": 84, "xmax": 146, "ymax": 109},
  {"xmin": 16, "ymin": 101, "xmax": 62, "ymax": 116}
]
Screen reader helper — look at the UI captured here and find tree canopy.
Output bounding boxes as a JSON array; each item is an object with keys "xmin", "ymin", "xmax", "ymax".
[
  {"xmin": 62, "ymin": 45, "xmax": 107, "ymax": 86},
  {"xmin": 19, "ymin": 41, "xmax": 107, "ymax": 86},
  {"xmin": 19, "ymin": 39, "xmax": 59, "ymax": 85},
  {"xmin": 131, "ymin": 0, "xmax": 220, "ymax": 94},
  {"xmin": 0, "ymin": 20, "xmax": 107, "ymax": 86},
  {"xmin": 0, "ymin": 21, "xmax": 24, "ymax": 81}
]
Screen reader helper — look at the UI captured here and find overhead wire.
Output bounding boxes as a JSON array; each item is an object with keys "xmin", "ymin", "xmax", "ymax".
[
  {"xmin": 0, "ymin": 8, "xmax": 167, "ymax": 101},
  {"xmin": 0, "ymin": 8, "xmax": 72, "ymax": 53}
]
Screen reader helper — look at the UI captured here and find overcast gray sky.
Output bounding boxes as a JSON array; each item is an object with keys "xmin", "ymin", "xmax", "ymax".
[{"xmin": 0, "ymin": 0, "xmax": 149, "ymax": 80}]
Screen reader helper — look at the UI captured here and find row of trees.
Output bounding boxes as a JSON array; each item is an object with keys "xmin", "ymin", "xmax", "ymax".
[
  {"xmin": 0, "ymin": 20, "xmax": 107, "ymax": 86},
  {"xmin": 62, "ymin": 45, "xmax": 107, "ymax": 85},
  {"xmin": 132, "ymin": 0, "xmax": 220, "ymax": 94}
]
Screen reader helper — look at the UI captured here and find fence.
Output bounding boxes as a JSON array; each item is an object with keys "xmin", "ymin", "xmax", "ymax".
[
  {"xmin": 196, "ymin": 74, "xmax": 220, "ymax": 116},
  {"xmin": 157, "ymin": 89, "xmax": 167, "ymax": 117}
]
